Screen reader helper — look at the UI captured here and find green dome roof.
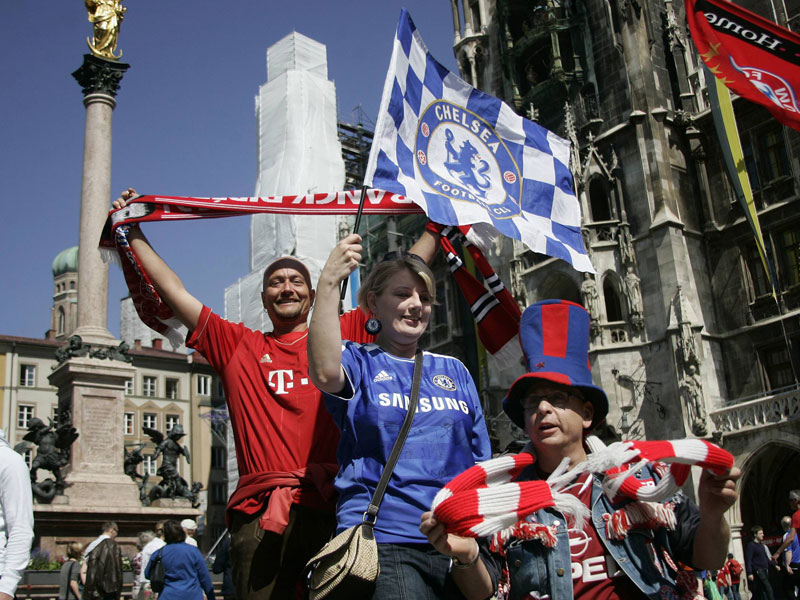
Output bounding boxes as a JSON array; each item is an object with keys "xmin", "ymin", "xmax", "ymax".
[{"xmin": 52, "ymin": 246, "xmax": 78, "ymax": 277}]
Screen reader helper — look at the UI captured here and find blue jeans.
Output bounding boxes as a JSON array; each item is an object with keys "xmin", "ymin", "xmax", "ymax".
[
  {"xmin": 371, "ymin": 543, "xmax": 458, "ymax": 600},
  {"xmin": 727, "ymin": 582, "xmax": 742, "ymax": 600}
]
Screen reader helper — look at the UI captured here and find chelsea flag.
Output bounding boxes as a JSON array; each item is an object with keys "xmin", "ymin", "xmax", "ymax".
[{"xmin": 365, "ymin": 9, "xmax": 593, "ymax": 272}]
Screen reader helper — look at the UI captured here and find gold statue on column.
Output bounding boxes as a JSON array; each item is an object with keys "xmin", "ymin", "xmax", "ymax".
[{"xmin": 85, "ymin": 0, "xmax": 126, "ymax": 60}]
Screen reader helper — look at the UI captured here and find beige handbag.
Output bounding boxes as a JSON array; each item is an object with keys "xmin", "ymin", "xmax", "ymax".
[{"xmin": 306, "ymin": 351, "xmax": 424, "ymax": 600}]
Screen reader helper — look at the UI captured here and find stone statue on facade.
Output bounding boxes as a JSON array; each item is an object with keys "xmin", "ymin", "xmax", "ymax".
[
  {"xmin": 23, "ymin": 417, "xmax": 79, "ymax": 502},
  {"xmin": 624, "ymin": 265, "xmax": 644, "ymax": 328},
  {"xmin": 618, "ymin": 222, "xmax": 635, "ymax": 266},
  {"xmin": 143, "ymin": 424, "xmax": 201, "ymax": 507},
  {"xmin": 85, "ymin": 0, "xmax": 126, "ymax": 60},
  {"xmin": 680, "ymin": 364, "xmax": 708, "ymax": 436},
  {"xmin": 581, "ymin": 273, "xmax": 601, "ymax": 324}
]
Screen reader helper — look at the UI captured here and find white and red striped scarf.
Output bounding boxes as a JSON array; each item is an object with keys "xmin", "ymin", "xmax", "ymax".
[
  {"xmin": 100, "ymin": 193, "xmax": 520, "ymax": 353},
  {"xmin": 430, "ymin": 438, "xmax": 733, "ymax": 554}
]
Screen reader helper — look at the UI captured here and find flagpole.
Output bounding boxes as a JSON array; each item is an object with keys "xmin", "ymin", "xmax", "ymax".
[{"xmin": 339, "ymin": 184, "xmax": 369, "ymax": 302}]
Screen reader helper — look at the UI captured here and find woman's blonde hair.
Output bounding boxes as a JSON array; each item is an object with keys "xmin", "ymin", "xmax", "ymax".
[
  {"xmin": 66, "ymin": 542, "xmax": 83, "ymax": 560},
  {"xmin": 357, "ymin": 255, "xmax": 436, "ymax": 314}
]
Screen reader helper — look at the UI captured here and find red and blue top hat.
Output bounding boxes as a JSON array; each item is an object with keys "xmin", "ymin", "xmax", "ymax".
[{"xmin": 503, "ymin": 299, "xmax": 608, "ymax": 430}]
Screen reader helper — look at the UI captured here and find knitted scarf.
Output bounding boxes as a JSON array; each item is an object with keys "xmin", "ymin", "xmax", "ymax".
[
  {"xmin": 100, "ymin": 194, "xmax": 520, "ymax": 353},
  {"xmin": 431, "ymin": 438, "xmax": 733, "ymax": 554}
]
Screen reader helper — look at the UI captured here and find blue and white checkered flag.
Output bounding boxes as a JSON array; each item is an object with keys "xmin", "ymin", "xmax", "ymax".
[{"xmin": 365, "ymin": 9, "xmax": 593, "ymax": 272}]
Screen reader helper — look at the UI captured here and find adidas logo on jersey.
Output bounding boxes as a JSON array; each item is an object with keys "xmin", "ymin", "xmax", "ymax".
[
  {"xmin": 373, "ymin": 370, "xmax": 393, "ymax": 383},
  {"xmin": 260, "ymin": 353, "xmax": 272, "ymax": 363}
]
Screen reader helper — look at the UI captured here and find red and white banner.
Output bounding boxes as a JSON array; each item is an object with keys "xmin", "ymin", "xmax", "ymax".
[{"xmin": 686, "ymin": 0, "xmax": 800, "ymax": 131}]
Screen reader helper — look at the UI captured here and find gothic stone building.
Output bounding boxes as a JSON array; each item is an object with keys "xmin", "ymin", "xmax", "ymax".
[{"xmin": 446, "ymin": 0, "xmax": 800, "ymax": 562}]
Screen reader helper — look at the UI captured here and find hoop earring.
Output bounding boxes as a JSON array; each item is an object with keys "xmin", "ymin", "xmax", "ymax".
[{"xmin": 365, "ymin": 318, "xmax": 382, "ymax": 335}]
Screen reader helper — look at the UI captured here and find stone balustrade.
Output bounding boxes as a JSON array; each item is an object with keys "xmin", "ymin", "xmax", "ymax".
[{"xmin": 710, "ymin": 386, "xmax": 800, "ymax": 434}]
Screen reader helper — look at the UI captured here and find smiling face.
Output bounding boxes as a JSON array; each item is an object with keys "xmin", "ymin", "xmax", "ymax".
[
  {"xmin": 521, "ymin": 380, "xmax": 594, "ymax": 471},
  {"xmin": 261, "ymin": 267, "xmax": 315, "ymax": 334},
  {"xmin": 367, "ymin": 268, "xmax": 432, "ymax": 356}
]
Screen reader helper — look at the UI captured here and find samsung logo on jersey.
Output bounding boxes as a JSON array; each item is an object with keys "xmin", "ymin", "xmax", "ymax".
[{"xmin": 377, "ymin": 393, "xmax": 470, "ymax": 415}]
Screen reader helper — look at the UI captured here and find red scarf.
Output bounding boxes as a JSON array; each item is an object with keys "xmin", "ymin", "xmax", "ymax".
[
  {"xmin": 431, "ymin": 439, "xmax": 733, "ymax": 553},
  {"xmin": 101, "ymin": 193, "xmax": 520, "ymax": 354}
]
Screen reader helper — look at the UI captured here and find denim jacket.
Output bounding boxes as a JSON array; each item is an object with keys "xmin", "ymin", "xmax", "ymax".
[{"xmin": 484, "ymin": 466, "xmax": 699, "ymax": 600}]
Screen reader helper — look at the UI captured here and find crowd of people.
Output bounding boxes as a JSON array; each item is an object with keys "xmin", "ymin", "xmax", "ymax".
[{"xmin": 0, "ymin": 190, "xmax": 796, "ymax": 600}]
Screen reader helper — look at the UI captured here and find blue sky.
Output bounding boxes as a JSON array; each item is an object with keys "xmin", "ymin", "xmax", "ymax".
[{"xmin": 0, "ymin": 1, "xmax": 458, "ymax": 339}]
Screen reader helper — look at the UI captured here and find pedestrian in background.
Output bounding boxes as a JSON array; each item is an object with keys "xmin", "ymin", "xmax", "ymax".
[
  {"xmin": 724, "ymin": 553, "xmax": 744, "ymax": 600},
  {"xmin": 745, "ymin": 526, "xmax": 775, "ymax": 600},
  {"xmin": 58, "ymin": 542, "xmax": 84, "ymax": 600},
  {"xmin": 130, "ymin": 531, "xmax": 154, "ymax": 600},
  {"xmin": 145, "ymin": 520, "xmax": 214, "ymax": 600},
  {"xmin": 0, "ymin": 428, "xmax": 34, "ymax": 600},
  {"xmin": 180, "ymin": 520, "xmax": 198, "ymax": 548},
  {"xmin": 780, "ymin": 514, "xmax": 800, "ymax": 600},
  {"xmin": 212, "ymin": 534, "xmax": 236, "ymax": 600},
  {"xmin": 136, "ymin": 522, "xmax": 165, "ymax": 599}
]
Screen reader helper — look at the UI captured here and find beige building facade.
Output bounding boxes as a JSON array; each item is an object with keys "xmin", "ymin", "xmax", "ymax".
[{"xmin": 0, "ymin": 249, "xmax": 229, "ymax": 555}]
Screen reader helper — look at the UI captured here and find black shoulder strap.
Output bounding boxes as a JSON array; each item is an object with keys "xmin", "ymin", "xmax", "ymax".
[
  {"xmin": 363, "ymin": 349, "xmax": 423, "ymax": 525},
  {"xmin": 66, "ymin": 561, "xmax": 76, "ymax": 599}
]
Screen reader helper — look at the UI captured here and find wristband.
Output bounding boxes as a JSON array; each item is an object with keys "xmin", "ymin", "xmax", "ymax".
[{"xmin": 452, "ymin": 544, "xmax": 480, "ymax": 569}]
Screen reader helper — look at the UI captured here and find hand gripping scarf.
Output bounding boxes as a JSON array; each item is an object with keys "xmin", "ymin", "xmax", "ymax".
[
  {"xmin": 100, "ymin": 193, "xmax": 520, "ymax": 353},
  {"xmin": 430, "ymin": 438, "xmax": 733, "ymax": 555}
]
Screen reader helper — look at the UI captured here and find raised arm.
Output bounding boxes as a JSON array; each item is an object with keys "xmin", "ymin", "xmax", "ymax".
[
  {"xmin": 307, "ymin": 233, "xmax": 362, "ymax": 394},
  {"xmin": 113, "ymin": 189, "xmax": 203, "ymax": 330},
  {"xmin": 691, "ymin": 466, "xmax": 741, "ymax": 569},
  {"xmin": 773, "ymin": 528, "xmax": 797, "ymax": 560},
  {"xmin": 407, "ymin": 225, "xmax": 441, "ymax": 264}
]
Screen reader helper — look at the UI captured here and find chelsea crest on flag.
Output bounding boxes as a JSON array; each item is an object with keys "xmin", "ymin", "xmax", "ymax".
[{"xmin": 364, "ymin": 9, "xmax": 594, "ymax": 273}]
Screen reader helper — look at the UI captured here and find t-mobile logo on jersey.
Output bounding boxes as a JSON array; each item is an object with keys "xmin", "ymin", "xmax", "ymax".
[{"xmin": 267, "ymin": 370, "xmax": 310, "ymax": 394}]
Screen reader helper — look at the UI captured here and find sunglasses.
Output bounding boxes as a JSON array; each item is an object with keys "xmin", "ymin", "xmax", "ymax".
[{"xmin": 381, "ymin": 250, "xmax": 425, "ymax": 264}]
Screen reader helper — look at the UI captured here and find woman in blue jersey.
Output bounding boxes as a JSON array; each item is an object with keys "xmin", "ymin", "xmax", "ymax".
[{"xmin": 308, "ymin": 232, "xmax": 492, "ymax": 599}]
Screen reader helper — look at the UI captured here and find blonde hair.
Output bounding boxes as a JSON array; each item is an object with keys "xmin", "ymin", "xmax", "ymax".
[
  {"xmin": 357, "ymin": 257, "xmax": 436, "ymax": 314},
  {"xmin": 67, "ymin": 542, "xmax": 83, "ymax": 560}
]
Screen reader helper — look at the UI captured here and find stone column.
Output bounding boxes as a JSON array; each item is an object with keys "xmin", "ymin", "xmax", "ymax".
[
  {"xmin": 71, "ymin": 55, "xmax": 129, "ymax": 345},
  {"xmin": 48, "ymin": 357, "xmax": 141, "ymax": 507}
]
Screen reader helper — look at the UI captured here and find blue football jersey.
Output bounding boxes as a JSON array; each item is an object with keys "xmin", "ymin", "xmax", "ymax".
[{"xmin": 324, "ymin": 342, "xmax": 492, "ymax": 543}]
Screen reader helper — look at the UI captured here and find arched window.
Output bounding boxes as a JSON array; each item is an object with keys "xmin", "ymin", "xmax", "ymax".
[
  {"xmin": 589, "ymin": 178, "xmax": 612, "ymax": 222},
  {"xmin": 57, "ymin": 307, "xmax": 65, "ymax": 335},
  {"xmin": 603, "ymin": 277, "xmax": 623, "ymax": 321}
]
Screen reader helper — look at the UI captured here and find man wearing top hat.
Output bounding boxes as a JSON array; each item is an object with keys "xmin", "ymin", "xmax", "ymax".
[{"xmin": 422, "ymin": 299, "xmax": 741, "ymax": 599}]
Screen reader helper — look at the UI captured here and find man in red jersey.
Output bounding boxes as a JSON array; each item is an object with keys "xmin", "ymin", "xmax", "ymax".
[{"xmin": 113, "ymin": 189, "xmax": 439, "ymax": 600}]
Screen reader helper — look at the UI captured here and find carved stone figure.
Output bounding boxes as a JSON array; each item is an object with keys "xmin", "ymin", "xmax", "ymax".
[
  {"xmin": 679, "ymin": 321, "xmax": 698, "ymax": 366},
  {"xmin": 618, "ymin": 223, "xmax": 635, "ymax": 266},
  {"xmin": 85, "ymin": 0, "xmax": 126, "ymax": 60},
  {"xmin": 23, "ymin": 417, "xmax": 79, "ymax": 501},
  {"xmin": 581, "ymin": 273, "xmax": 601, "ymax": 322},
  {"xmin": 680, "ymin": 364, "xmax": 708, "ymax": 436},
  {"xmin": 624, "ymin": 265, "xmax": 644, "ymax": 328},
  {"xmin": 143, "ymin": 424, "xmax": 201, "ymax": 507}
]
